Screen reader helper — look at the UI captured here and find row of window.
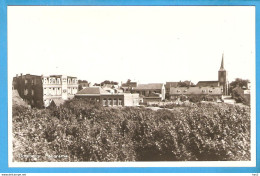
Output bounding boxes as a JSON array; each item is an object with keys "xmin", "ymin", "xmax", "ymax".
[
  {"xmin": 25, "ymin": 79, "xmax": 35, "ymax": 85},
  {"xmin": 42, "ymin": 78, "xmax": 77, "ymax": 85},
  {"xmin": 43, "ymin": 87, "xmax": 77, "ymax": 96},
  {"xmin": 102, "ymin": 98, "xmax": 123, "ymax": 106},
  {"xmin": 134, "ymin": 90, "xmax": 161, "ymax": 95},
  {"xmin": 176, "ymin": 90, "xmax": 217, "ymax": 93}
]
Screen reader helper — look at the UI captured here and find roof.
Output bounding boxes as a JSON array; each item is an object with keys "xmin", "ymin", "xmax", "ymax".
[
  {"xmin": 165, "ymin": 82, "xmax": 179, "ymax": 89},
  {"xmin": 121, "ymin": 82, "xmax": 137, "ymax": 87},
  {"xmin": 133, "ymin": 83, "xmax": 164, "ymax": 90},
  {"xmin": 196, "ymin": 81, "xmax": 219, "ymax": 87},
  {"xmin": 76, "ymin": 87, "xmax": 109, "ymax": 95},
  {"xmin": 170, "ymin": 87, "xmax": 222, "ymax": 95}
]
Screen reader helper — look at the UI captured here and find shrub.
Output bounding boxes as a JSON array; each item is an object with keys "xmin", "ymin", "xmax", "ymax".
[{"xmin": 12, "ymin": 99, "xmax": 251, "ymax": 162}]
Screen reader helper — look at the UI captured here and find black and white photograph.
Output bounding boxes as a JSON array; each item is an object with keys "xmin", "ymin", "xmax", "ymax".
[{"xmin": 8, "ymin": 6, "xmax": 255, "ymax": 167}]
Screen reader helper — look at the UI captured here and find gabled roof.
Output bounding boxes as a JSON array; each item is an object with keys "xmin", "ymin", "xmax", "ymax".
[
  {"xmin": 196, "ymin": 81, "xmax": 219, "ymax": 87},
  {"xmin": 170, "ymin": 87, "xmax": 222, "ymax": 95},
  {"xmin": 76, "ymin": 87, "xmax": 109, "ymax": 95},
  {"xmin": 133, "ymin": 83, "xmax": 164, "ymax": 90}
]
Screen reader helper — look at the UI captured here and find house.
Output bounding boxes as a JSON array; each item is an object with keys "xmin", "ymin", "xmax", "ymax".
[
  {"xmin": 165, "ymin": 81, "xmax": 193, "ymax": 99},
  {"xmin": 169, "ymin": 86, "xmax": 222, "ymax": 101},
  {"xmin": 75, "ymin": 87, "xmax": 139, "ymax": 106},
  {"xmin": 132, "ymin": 83, "xmax": 165, "ymax": 103},
  {"xmin": 165, "ymin": 82, "xmax": 179, "ymax": 99},
  {"xmin": 13, "ymin": 74, "xmax": 78, "ymax": 108}
]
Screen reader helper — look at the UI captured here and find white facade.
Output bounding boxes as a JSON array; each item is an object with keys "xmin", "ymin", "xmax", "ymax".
[{"xmin": 42, "ymin": 75, "xmax": 78, "ymax": 107}]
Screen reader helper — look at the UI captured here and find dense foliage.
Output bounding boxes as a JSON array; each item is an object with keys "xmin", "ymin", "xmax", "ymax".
[{"xmin": 13, "ymin": 99, "xmax": 250, "ymax": 162}]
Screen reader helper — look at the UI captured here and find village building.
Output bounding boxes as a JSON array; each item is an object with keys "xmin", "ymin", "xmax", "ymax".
[
  {"xmin": 169, "ymin": 86, "xmax": 222, "ymax": 101},
  {"xmin": 75, "ymin": 87, "xmax": 139, "ymax": 106},
  {"xmin": 165, "ymin": 81, "xmax": 193, "ymax": 99},
  {"xmin": 131, "ymin": 83, "xmax": 165, "ymax": 103},
  {"xmin": 13, "ymin": 74, "xmax": 78, "ymax": 108},
  {"xmin": 121, "ymin": 81, "xmax": 138, "ymax": 92}
]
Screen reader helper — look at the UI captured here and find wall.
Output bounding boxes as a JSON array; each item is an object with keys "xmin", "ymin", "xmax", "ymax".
[{"xmin": 124, "ymin": 93, "xmax": 139, "ymax": 106}]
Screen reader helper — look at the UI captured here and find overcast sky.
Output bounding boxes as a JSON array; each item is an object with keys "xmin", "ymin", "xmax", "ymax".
[{"xmin": 8, "ymin": 6, "xmax": 255, "ymax": 84}]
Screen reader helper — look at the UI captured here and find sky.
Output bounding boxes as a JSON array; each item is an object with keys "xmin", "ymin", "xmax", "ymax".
[{"xmin": 8, "ymin": 6, "xmax": 255, "ymax": 84}]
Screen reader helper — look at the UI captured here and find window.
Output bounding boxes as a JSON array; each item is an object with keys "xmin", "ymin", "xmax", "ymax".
[
  {"xmin": 57, "ymin": 78, "xmax": 60, "ymax": 84},
  {"xmin": 53, "ymin": 78, "xmax": 56, "ymax": 84},
  {"xmin": 49, "ymin": 78, "xmax": 52, "ymax": 84},
  {"xmin": 118, "ymin": 99, "xmax": 122, "ymax": 106},
  {"xmin": 24, "ymin": 89, "xmax": 28, "ymax": 95},
  {"xmin": 113, "ymin": 99, "xmax": 117, "ymax": 105},
  {"xmin": 44, "ymin": 88, "xmax": 47, "ymax": 95},
  {"xmin": 68, "ymin": 79, "xmax": 71, "ymax": 84},
  {"xmin": 103, "ymin": 99, "xmax": 107, "ymax": 106},
  {"xmin": 108, "ymin": 99, "xmax": 112, "ymax": 106},
  {"xmin": 32, "ymin": 90, "xmax": 34, "ymax": 96},
  {"xmin": 25, "ymin": 79, "xmax": 28, "ymax": 84},
  {"xmin": 202, "ymin": 90, "xmax": 206, "ymax": 93},
  {"xmin": 31, "ymin": 79, "xmax": 34, "ymax": 85},
  {"xmin": 209, "ymin": 90, "xmax": 213, "ymax": 93},
  {"xmin": 31, "ymin": 100, "xmax": 34, "ymax": 105}
]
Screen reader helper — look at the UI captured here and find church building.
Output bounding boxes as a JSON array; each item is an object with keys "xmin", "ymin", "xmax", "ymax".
[
  {"xmin": 218, "ymin": 54, "xmax": 229, "ymax": 95},
  {"xmin": 196, "ymin": 54, "xmax": 229, "ymax": 95}
]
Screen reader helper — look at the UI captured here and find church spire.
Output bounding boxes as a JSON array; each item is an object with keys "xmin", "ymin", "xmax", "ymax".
[
  {"xmin": 221, "ymin": 53, "xmax": 224, "ymax": 69},
  {"xmin": 219, "ymin": 53, "xmax": 225, "ymax": 71}
]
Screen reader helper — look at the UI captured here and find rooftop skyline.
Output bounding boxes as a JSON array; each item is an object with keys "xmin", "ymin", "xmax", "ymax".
[{"xmin": 8, "ymin": 6, "xmax": 255, "ymax": 84}]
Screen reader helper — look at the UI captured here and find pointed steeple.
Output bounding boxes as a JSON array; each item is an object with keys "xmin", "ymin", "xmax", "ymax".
[{"xmin": 219, "ymin": 53, "xmax": 225, "ymax": 71}]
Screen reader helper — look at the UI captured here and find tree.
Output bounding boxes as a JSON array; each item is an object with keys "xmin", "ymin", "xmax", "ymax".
[
  {"xmin": 178, "ymin": 81, "xmax": 195, "ymax": 87},
  {"xmin": 78, "ymin": 84, "xmax": 83, "ymax": 91},
  {"xmin": 100, "ymin": 80, "xmax": 118, "ymax": 86},
  {"xmin": 232, "ymin": 87, "xmax": 245, "ymax": 103},
  {"xmin": 229, "ymin": 78, "xmax": 249, "ymax": 95},
  {"xmin": 126, "ymin": 79, "xmax": 131, "ymax": 84}
]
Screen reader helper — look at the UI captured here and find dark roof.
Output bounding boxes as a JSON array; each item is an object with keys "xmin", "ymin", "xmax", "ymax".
[
  {"xmin": 76, "ymin": 87, "xmax": 109, "ymax": 95},
  {"xmin": 196, "ymin": 81, "xmax": 219, "ymax": 87},
  {"xmin": 133, "ymin": 83, "xmax": 164, "ymax": 90},
  {"xmin": 121, "ymin": 82, "xmax": 137, "ymax": 87},
  {"xmin": 165, "ymin": 82, "xmax": 179, "ymax": 89},
  {"xmin": 170, "ymin": 87, "xmax": 222, "ymax": 95}
]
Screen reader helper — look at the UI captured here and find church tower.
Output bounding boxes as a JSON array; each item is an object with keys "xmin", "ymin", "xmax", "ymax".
[{"xmin": 218, "ymin": 54, "xmax": 228, "ymax": 95}]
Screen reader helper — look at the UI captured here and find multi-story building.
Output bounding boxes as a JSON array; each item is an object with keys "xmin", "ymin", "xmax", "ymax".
[{"xmin": 13, "ymin": 74, "xmax": 78, "ymax": 108}]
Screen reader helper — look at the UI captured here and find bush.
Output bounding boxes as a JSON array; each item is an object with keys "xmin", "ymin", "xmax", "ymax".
[
  {"xmin": 13, "ymin": 99, "xmax": 251, "ymax": 161},
  {"xmin": 189, "ymin": 95, "xmax": 203, "ymax": 103}
]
